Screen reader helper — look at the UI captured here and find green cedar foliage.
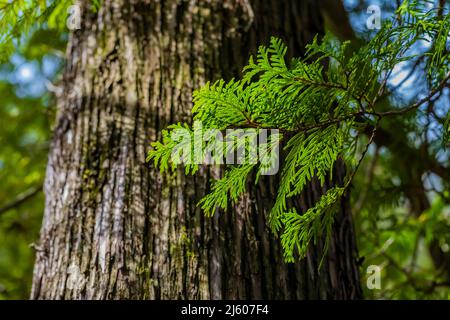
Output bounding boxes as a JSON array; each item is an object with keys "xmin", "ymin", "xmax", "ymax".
[
  {"xmin": 0, "ymin": 0, "xmax": 101, "ymax": 61},
  {"xmin": 148, "ymin": 0, "xmax": 450, "ymax": 262},
  {"xmin": 0, "ymin": 0, "xmax": 69, "ymax": 60}
]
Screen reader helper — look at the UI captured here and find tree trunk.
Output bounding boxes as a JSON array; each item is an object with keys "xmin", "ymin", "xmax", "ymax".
[{"xmin": 32, "ymin": 0, "xmax": 362, "ymax": 299}]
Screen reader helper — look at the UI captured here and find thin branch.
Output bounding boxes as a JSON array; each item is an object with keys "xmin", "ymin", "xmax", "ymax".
[
  {"xmin": 0, "ymin": 185, "xmax": 42, "ymax": 216},
  {"xmin": 354, "ymin": 145, "xmax": 380, "ymax": 214},
  {"xmin": 376, "ymin": 72, "xmax": 450, "ymax": 117},
  {"xmin": 345, "ymin": 116, "xmax": 380, "ymax": 189}
]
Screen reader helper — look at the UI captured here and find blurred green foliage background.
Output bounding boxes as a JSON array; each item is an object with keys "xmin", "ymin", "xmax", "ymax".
[{"xmin": 0, "ymin": 28, "xmax": 65, "ymax": 299}]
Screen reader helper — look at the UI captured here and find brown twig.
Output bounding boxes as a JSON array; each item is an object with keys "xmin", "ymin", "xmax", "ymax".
[{"xmin": 0, "ymin": 185, "xmax": 43, "ymax": 216}]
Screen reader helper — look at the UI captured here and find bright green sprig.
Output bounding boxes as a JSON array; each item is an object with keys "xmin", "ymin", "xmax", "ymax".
[{"xmin": 281, "ymin": 187, "xmax": 345, "ymax": 262}]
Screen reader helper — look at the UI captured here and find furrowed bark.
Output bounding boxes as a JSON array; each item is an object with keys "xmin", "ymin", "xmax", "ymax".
[{"xmin": 32, "ymin": 0, "xmax": 362, "ymax": 299}]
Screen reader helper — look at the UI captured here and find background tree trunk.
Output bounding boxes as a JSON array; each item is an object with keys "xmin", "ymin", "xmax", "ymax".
[{"xmin": 31, "ymin": 0, "xmax": 362, "ymax": 299}]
